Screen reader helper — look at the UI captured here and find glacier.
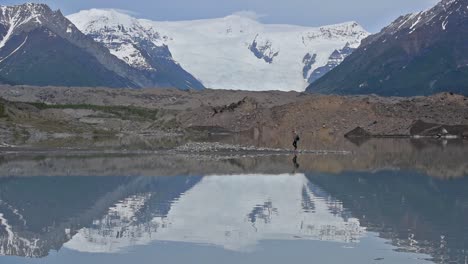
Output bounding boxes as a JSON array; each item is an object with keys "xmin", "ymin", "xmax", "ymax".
[{"xmin": 68, "ymin": 10, "xmax": 369, "ymax": 92}]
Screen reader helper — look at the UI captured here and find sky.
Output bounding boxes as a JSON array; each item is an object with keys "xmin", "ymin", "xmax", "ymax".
[{"xmin": 2, "ymin": 0, "xmax": 440, "ymax": 32}]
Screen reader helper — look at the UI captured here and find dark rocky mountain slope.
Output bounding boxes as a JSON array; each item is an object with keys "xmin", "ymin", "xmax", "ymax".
[
  {"xmin": 0, "ymin": 4, "xmax": 203, "ymax": 89},
  {"xmin": 307, "ymin": 0, "xmax": 468, "ymax": 96}
]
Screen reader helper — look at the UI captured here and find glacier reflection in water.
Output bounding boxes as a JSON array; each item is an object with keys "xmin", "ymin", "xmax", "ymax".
[
  {"xmin": 0, "ymin": 170, "xmax": 442, "ymax": 264},
  {"xmin": 64, "ymin": 174, "xmax": 364, "ymax": 253}
]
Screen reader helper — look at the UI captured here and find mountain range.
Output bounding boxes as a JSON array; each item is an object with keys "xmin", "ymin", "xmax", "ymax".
[
  {"xmin": 0, "ymin": 3, "xmax": 368, "ymax": 91},
  {"xmin": 306, "ymin": 0, "xmax": 468, "ymax": 96},
  {"xmin": 1, "ymin": 0, "xmax": 467, "ymax": 95},
  {"xmin": 68, "ymin": 9, "xmax": 368, "ymax": 91}
]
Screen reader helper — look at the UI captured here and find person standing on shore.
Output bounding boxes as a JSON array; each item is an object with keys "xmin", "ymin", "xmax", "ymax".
[{"xmin": 292, "ymin": 130, "xmax": 300, "ymax": 152}]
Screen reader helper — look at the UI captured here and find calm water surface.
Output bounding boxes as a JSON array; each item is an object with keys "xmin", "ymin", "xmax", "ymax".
[{"xmin": 0, "ymin": 139, "xmax": 467, "ymax": 264}]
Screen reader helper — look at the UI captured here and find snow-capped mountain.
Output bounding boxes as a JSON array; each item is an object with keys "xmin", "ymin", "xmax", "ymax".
[
  {"xmin": 67, "ymin": 9, "xmax": 204, "ymax": 90},
  {"xmin": 68, "ymin": 10, "xmax": 369, "ymax": 91},
  {"xmin": 307, "ymin": 0, "xmax": 468, "ymax": 96},
  {"xmin": 0, "ymin": 3, "xmax": 202, "ymax": 89},
  {"xmin": 68, "ymin": 9, "xmax": 165, "ymax": 71}
]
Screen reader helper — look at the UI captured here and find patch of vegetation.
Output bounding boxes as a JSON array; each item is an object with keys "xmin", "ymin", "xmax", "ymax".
[{"xmin": 29, "ymin": 102, "xmax": 160, "ymax": 121}]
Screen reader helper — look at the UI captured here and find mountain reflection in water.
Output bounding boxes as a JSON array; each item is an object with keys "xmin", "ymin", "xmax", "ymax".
[
  {"xmin": 65, "ymin": 174, "xmax": 364, "ymax": 253},
  {"xmin": 0, "ymin": 139, "xmax": 467, "ymax": 264},
  {"xmin": 0, "ymin": 174, "xmax": 363, "ymax": 256}
]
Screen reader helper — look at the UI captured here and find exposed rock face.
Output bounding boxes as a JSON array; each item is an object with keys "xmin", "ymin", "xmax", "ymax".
[
  {"xmin": 308, "ymin": 44, "xmax": 355, "ymax": 84},
  {"xmin": 302, "ymin": 53, "xmax": 317, "ymax": 79},
  {"xmin": 248, "ymin": 34, "xmax": 279, "ymax": 64},
  {"xmin": 307, "ymin": 0, "xmax": 468, "ymax": 96}
]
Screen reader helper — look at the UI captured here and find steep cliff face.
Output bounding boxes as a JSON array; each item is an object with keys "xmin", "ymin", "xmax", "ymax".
[{"xmin": 307, "ymin": 0, "xmax": 468, "ymax": 96}]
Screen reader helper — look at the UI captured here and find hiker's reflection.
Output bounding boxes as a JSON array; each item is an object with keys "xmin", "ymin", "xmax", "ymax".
[{"xmin": 292, "ymin": 155, "xmax": 300, "ymax": 173}]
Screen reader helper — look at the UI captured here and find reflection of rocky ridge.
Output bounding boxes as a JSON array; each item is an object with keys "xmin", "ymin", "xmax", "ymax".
[
  {"xmin": 0, "ymin": 176, "xmax": 200, "ymax": 257},
  {"xmin": 65, "ymin": 174, "xmax": 364, "ymax": 253},
  {"xmin": 307, "ymin": 171, "xmax": 468, "ymax": 264}
]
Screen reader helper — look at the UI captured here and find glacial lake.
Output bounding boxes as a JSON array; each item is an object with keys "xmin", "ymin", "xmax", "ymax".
[{"xmin": 0, "ymin": 138, "xmax": 467, "ymax": 264}]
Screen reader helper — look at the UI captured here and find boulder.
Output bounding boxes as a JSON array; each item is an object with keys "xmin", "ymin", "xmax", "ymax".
[{"xmin": 344, "ymin": 127, "xmax": 372, "ymax": 138}]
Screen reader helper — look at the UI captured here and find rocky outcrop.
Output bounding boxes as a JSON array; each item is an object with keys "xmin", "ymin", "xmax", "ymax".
[
  {"xmin": 308, "ymin": 43, "xmax": 355, "ymax": 83},
  {"xmin": 302, "ymin": 53, "xmax": 317, "ymax": 79},
  {"xmin": 248, "ymin": 34, "xmax": 279, "ymax": 64}
]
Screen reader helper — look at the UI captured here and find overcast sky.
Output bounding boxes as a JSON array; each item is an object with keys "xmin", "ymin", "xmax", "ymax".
[{"xmin": 3, "ymin": 0, "xmax": 440, "ymax": 32}]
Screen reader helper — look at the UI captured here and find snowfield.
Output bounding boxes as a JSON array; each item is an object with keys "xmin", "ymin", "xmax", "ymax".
[{"xmin": 68, "ymin": 10, "xmax": 369, "ymax": 91}]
